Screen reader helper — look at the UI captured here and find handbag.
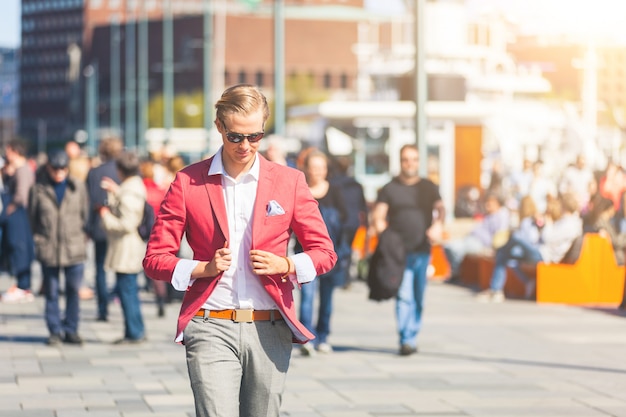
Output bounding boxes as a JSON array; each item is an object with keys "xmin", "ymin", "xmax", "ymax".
[{"xmin": 367, "ymin": 227, "xmax": 406, "ymax": 301}]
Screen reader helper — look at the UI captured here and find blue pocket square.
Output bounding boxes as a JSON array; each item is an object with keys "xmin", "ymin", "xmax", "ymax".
[{"xmin": 267, "ymin": 200, "xmax": 286, "ymax": 216}]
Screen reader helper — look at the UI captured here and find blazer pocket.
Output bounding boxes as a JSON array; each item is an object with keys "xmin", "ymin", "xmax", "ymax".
[{"xmin": 264, "ymin": 214, "xmax": 290, "ymax": 226}]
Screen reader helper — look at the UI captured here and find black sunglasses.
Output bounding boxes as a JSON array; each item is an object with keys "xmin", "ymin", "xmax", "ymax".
[
  {"xmin": 225, "ymin": 131, "xmax": 265, "ymax": 144},
  {"xmin": 219, "ymin": 117, "xmax": 265, "ymax": 144}
]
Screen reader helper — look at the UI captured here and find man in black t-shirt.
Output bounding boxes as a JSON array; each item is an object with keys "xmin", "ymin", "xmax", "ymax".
[{"xmin": 371, "ymin": 144, "xmax": 445, "ymax": 356}]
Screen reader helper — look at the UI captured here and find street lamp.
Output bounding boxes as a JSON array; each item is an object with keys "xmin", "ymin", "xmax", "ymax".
[
  {"xmin": 125, "ymin": 0, "xmax": 137, "ymax": 149},
  {"xmin": 414, "ymin": 0, "xmax": 427, "ymax": 177},
  {"xmin": 84, "ymin": 62, "xmax": 99, "ymax": 156},
  {"xmin": 163, "ymin": 0, "xmax": 174, "ymax": 143},
  {"xmin": 274, "ymin": 0, "xmax": 285, "ymax": 136}
]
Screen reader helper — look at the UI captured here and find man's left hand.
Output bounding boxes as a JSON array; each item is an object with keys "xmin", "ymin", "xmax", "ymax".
[
  {"xmin": 427, "ymin": 221, "xmax": 444, "ymax": 244},
  {"xmin": 249, "ymin": 249, "xmax": 289, "ymax": 276}
]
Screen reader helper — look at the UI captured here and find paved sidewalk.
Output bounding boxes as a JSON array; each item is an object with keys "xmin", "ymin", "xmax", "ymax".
[{"xmin": 2, "ymin": 273, "xmax": 626, "ymax": 416}]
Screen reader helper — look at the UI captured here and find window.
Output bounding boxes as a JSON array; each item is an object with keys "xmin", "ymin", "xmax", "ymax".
[
  {"xmin": 238, "ymin": 70, "xmax": 246, "ymax": 84},
  {"xmin": 323, "ymin": 72, "xmax": 332, "ymax": 89},
  {"xmin": 255, "ymin": 71, "xmax": 264, "ymax": 87},
  {"xmin": 340, "ymin": 72, "xmax": 348, "ymax": 89}
]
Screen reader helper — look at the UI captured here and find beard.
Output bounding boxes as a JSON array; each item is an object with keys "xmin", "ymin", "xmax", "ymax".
[{"xmin": 401, "ymin": 168, "xmax": 419, "ymax": 179}]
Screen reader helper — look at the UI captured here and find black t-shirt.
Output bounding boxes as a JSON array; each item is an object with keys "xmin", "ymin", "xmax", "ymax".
[{"xmin": 377, "ymin": 177, "xmax": 441, "ymax": 253}]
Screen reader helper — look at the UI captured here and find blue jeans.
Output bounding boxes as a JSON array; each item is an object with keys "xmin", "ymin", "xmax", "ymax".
[
  {"xmin": 116, "ymin": 272, "xmax": 145, "ymax": 340},
  {"xmin": 396, "ymin": 252, "xmax": 430, "ymax": 348},
  {"xmin": 42, "ymin": 264, "xmax": 84, "ymax": 336},
  {"xmin": 94, "ymin": 240, "xmax": 109, "ymax": 320},
  {"xmin": 490, "ymin": 235, "xmax": 543, "ymax": 291},
  {"xmin": 16, "ymin": 269, "xmax": 32, "ymax": 291},
  {"xmin": 299, "ymin": 263, "xmax": 344, "ymax": 345}
]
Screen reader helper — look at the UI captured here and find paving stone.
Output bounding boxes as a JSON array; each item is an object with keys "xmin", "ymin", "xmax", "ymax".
[{"xmin": 2, "ymin": 261, "xmax": 626, "ymax": 416}]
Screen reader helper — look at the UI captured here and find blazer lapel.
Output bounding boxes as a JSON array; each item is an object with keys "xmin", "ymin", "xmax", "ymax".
[
  {"xmin": 203, "ymin": 158, "xmax": 229, "ymax": 243},
  {"xmin": 252, "ymin": 158, "xmax": 277, "ymax": 248}
]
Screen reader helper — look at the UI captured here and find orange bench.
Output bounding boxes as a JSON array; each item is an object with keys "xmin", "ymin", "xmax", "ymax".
[
  {"xmin": 458, "ymin": 234, "xmax": 626, "ymax": 304},
  {"xmin": 536, "ymin": 234, "xmax": 625, "ymax": 305}
]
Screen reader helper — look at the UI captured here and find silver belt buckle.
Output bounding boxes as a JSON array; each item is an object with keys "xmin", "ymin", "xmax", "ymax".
[{"xmin": 233, "ymin": 309, "xmax": 254, "ymax": 322}]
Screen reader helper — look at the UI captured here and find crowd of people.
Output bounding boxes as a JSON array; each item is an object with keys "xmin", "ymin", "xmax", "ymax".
[
  {"xmin": 0, "ymin": 136, "xmax": 185, "ymax": 345},
  {"xmin": 444, "ymin": 154, "xmax": 626, "ymax": 307}
]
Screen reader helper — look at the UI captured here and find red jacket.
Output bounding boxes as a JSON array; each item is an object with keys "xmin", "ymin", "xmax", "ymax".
[{"xmin": 143, "ymin": 154, "xmax": 337, "ymax": 343}]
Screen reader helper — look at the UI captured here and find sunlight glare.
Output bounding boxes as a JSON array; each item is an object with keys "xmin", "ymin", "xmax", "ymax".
[{"xmin": 523, "ymin": 0, "xmax": 626, "ymax": 41}]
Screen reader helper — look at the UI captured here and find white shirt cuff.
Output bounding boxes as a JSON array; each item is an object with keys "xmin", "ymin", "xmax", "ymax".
[
  {"xmin": 291, "ymin": 253, "xmax": 316, "ymax": 284},
  {"xmin": 172, "ymin": 259, "xmax": 199, "ymax": 291}
]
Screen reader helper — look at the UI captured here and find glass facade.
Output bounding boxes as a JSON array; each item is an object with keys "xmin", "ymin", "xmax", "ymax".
[
  {"xmin": 20, "ymin": 0, "xmax": 84, "ymax": 148},
  {"xmin": 0, "ymin": 47, "xmax": 19, "ymax": 146}
]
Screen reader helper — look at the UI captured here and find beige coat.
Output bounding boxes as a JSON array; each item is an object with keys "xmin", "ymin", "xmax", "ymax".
[{"xmin": 101, "ymin": 175, "xmax": 146, "ymax": 274}]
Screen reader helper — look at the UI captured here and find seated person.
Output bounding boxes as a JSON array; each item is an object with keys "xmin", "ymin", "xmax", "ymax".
[
  {"xmin": 583, "ymin": 193, "xmax": 619, "ymax": 239},
  {"xmin": 588, "ymin": 196, "xmax": 626, "ymax": 263},
  {"xmin": 512, "ymin": 195, "xmax": 542, "ymax": 245},
  {"xmin": 444, "ymin": 192, "xmax": 510, "ymax": 280},
  {"xmin": 478, "ymin": 192, "xmax": 582, "ymax": 302}
]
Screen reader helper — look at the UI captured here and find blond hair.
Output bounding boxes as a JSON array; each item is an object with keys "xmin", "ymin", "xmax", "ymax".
[{"xmin": 215, "ymin": 84, "xmax": 270, "ymax": 128}]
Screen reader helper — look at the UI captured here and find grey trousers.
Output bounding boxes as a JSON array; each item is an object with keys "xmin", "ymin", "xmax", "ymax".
[{"xmin": 184, "ymin": 315, "xmax": 293, "ymax": 417}]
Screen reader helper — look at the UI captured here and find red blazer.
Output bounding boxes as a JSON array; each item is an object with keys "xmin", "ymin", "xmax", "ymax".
[{"xmin": 143, "ymin": 154, "xmax": 337, "ymax": 343}]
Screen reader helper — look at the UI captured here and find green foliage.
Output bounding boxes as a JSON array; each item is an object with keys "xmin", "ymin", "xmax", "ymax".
[
  {"xmin": 148, "ymin": 91, "xmax": 204, "ymax": 128},
  {"xmin": 239, "ymin": 0, "xmax": 262, "ymax": 10},
  {"xmin": 285, "ymin": 73, "xmax": 330, "ymax": 107},
  {"xmin": 146, "ymin": 74, "xmax": 332, "ymax": 133}
]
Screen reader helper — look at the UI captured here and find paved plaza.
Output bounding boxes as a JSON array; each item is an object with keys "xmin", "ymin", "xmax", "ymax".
[{"xmin": 2, "ymin": 268, "xmax": 626, "ymax": 416}]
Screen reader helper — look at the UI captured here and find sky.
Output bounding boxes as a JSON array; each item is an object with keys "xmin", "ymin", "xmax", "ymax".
[
  {"xmin": 0, "ymin": 0, "xmax": 20, "ymax": 48},
  {"xmin": 0, "ymin": 0, "xmax": 402, "ymax": 49},
  {"xmin": 1, "ymin": 0, "xmax": 624, "ymax": 49}
]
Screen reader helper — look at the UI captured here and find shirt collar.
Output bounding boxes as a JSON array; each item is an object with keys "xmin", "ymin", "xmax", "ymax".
[{"xmin": 208, "ymin": 147, "xmax": 260, "ymax": 181}]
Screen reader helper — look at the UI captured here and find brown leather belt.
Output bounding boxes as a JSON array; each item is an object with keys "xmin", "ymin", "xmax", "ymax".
[{"xmin": 195, "ymin": 309, "xmax": 283, "ymax": 323}]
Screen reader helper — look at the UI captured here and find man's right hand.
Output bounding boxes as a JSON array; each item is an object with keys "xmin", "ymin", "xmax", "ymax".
[{"xmin": 203, "ymin": 242, "xmax": 232, "ymax": 278}]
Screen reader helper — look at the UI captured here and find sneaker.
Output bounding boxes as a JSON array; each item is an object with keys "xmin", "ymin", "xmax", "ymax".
[
  {"xmin": 78, "ymin": 287, "xmax": 94, "ymax": 300},
  {"xmin": 316, "ymin": 342, "xmax": 333, "ymax": 354},
  {"xmin": 399, "ymin": 344, "xmax": 418, "ymax": 356},
  {"xmin": 475, "ymin": 290, "xmax": 493, "ymax": 302},
  {"xmin": 47, "ymin": 334, "xmax": 63, "ymax": 346},
  {"xmin": 476, "ymin": 290, "xmax": 505, "ymax": 303},
  {"xmin": 1, "ymin": 286, "xmax": 35, "ymax": 303},
  {"xmin": 491, "ymin": 290, "xmax": 505, "ymax": 303},
  {"xmin": 64, "ymin": 333, "xmax": 83, "ymax": 345},
  {"xmin": 300, "ymin": 342, "xmax": 316, "ymax": 357}
]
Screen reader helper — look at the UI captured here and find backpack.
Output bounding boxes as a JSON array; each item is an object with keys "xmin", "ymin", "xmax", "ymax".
[
  {"xmin": 138, "ymin": 201, "xmax": 155, "ymax": 242},
  {"xmin": 319, "ymin": 204, "xmax": 342, "ymax": 250}
]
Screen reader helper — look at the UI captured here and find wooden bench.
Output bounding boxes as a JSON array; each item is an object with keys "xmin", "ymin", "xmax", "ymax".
[{"xmin": 458, "ymin": 253, "xmax": 533, "ymax": 299}]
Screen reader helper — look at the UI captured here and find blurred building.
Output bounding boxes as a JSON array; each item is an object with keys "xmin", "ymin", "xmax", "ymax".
[
  {"xmin": 508, "ymin": 38, "xmax": 582, "ymax": 101},
  {"xmin": 509, "ymin": 37, "xmax": 626, "ymax": 125},
  {"xmin": 597, "ymin": 46, "xmax": 626, "ymax": 114},
  {"xmin": 0, "ymin": 47, "xmax": 19, "ymax": 149},
  {"xmin": 19, "ymin": 0, "xmax": 371, "ymax": 151}
]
